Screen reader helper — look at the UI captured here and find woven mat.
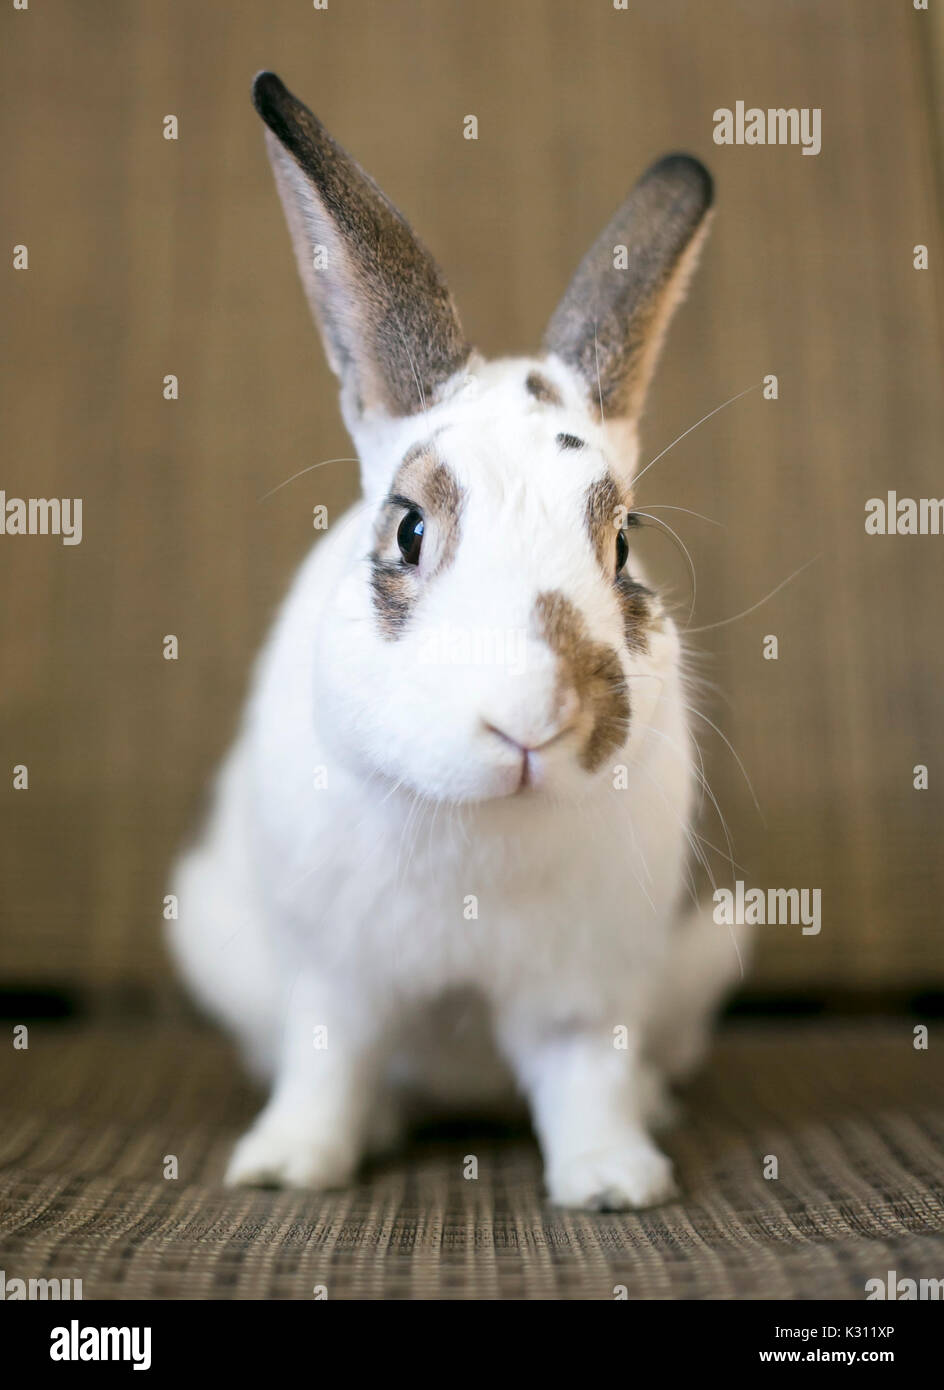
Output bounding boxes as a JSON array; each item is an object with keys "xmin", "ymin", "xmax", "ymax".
[{"xmin": 1, "ymin": 1021, "xmax": 942, "ymax": 1299}]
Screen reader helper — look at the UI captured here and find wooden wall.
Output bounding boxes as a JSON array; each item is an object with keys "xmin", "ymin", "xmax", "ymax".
[{"xmin": 1, "ymin": 0, "xmax": 941, "ymax": 996}]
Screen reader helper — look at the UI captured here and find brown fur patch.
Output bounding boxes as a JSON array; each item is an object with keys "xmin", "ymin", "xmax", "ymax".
[
  {"xmin": 369, "ymin": 441, "xmax": 464, "ymax": 638},
  {"xmin": 525, "ymin": 371, "xmax": 563, "ymax": 407},
  {"xmin": 534, "ymin": 591, "xmax": 630, "ymax": 772},
  {"xmin": 615, "ymin": 574, "xmax": 654, "ymax": 654},
  {"xmin": 584, "ymin": 476, "xmax": 654, "ymax": 653},
  {"xmin": 369, "ymin": 562, "xmax": 414, "ymax": 638},
  {"xmin": 585, "ymin": 475, "xmax": 625, "ymax": 571}
]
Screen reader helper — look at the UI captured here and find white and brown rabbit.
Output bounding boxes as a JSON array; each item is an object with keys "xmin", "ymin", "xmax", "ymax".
[{"xmin": 168, "ymin": 71, "xmax": 749, "ymax": 1210}]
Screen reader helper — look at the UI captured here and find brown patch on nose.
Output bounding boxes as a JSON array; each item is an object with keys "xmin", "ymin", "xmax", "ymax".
[
  {"xmin": 525, "ymin": 370, "xmax": 563, "ymax": 407},
  {"xmin": 369, "ymin": 439, "xmax": 464, "ymax": 638},
  {"xmin": 534, "ymin": 590, "xmax": 630, "ymax": 772}
]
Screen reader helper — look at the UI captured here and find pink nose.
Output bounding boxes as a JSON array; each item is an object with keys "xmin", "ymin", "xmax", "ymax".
[{"xmin": 483, "ymin": 721, "xmax": 575, "ymax": 755}]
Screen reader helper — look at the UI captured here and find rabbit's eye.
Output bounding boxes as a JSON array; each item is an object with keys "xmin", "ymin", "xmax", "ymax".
[
  {"xmin": 397, "ymin": 509, "xmax": 425, "ymax": 566},
  {"xmin": 615, "ymin": 528, "xmax": 629, "ymax": 574}
]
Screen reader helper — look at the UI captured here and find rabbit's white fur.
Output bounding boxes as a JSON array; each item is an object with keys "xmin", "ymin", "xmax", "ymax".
[
  {"xmin": 167, "ymin": 74, "xmax": 749, "ymax": 1210},
  {"xmin": 170, "ymin": 358, "xmax": 744, "ymax": 1208}
]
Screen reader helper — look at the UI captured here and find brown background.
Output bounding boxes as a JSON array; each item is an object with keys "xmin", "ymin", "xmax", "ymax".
[{"xmin": 1, "ymin": 0, "xmax": 941, "ymax": 999}]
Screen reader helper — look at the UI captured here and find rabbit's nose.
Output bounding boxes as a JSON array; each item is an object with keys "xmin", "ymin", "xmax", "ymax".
[
  {"xmin": 483, "ymin": 702, "xmax": 579, "ymax": 757},
  {"xmin": 486, "ymin": 722, "xmax": 561, "ymax": 756},
  {"xmin": 480, "ymin": 680, "xmax": 581, "ymax": 759},
  {"xmin": 481, "ymin": 685, "xmax": 581, "ymax": 753}
]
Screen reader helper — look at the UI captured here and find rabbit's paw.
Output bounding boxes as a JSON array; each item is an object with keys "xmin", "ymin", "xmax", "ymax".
[
  {"xmin": 224, "ymin": 1115, "xmax": 356, "ymax": 1190},
  {"xmin": 546, "ymin": 1140, "xmax": 678, "ymax": 1211}
]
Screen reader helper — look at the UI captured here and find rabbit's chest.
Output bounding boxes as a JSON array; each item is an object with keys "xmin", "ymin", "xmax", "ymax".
[{"xmin": 274, "ymin": 791, "xmax": 686, "ymax": 1002}]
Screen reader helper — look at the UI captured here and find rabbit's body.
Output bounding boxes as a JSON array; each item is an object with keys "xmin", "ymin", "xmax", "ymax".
[{"xmin": 168, "ymin": 74, "xmax": 748, "ymax": 1209}]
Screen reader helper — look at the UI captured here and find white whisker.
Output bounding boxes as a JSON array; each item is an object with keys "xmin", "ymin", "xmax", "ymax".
[
  {"xmin": 638, "ymin": 503, "xmax": 724, "ymax": 528},
  {"xmin": 631, "ymin": 380, "xmax": 762, "ymax": 489},
  {"xmin": 683, "ymin": 702, "xmax": 764, "ymax": 823},
  {"xmin": 258, "ymin": 458, "xmax": 360, "ymax": 502},
  {"xmin": 593, "ymin": 321, "xmax": 605, "ymax": 427},
  {"xmin": 632, "ymin": 510, "xmax": 698, "ymax": 623},
  {"xmin": 685, "ymin": 555, "xmax": 820, "ymax": 635}
]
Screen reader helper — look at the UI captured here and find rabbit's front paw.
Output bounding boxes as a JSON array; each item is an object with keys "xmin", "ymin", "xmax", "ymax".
[
  {"xmin": 546, "ymin": 1140, "xmax": 678, "ymax": 1211},
  {"xmin": 224, "ymin": 1115, "xmax": 357, "ymax": 1191}
]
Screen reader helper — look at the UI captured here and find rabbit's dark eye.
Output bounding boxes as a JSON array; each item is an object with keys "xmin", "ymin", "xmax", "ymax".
[
  {"xmin": 397, "ymin": 509, "xmax": 425, "ymax": 566},
  {"xmin": 615, "ymin": 528, "xmax": 629, "ymax": 574}
]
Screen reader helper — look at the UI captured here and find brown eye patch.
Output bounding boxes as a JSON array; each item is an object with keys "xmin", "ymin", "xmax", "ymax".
[
  {"xmin": 615, "ymin": 574, "xmax": 654, "ymax": 654},
  {"xmin": 525, "ymin": 370, "xmax": 563, "ymax": 407},
  {"xmin": 369, "ymin": 561, "xmax": 414, "ymax": 638},
  {"xmin": 584, "ymin": 475, "xmax": 624, "ymax": 571},
  {"xmin": 584, "ymin": 474, "xmax": 654, "ymax": 652},
  {"xmin": 534, "ymin": 590, "xmax": 630, "ymax": 772},
  {"xmin": 368, "ymin": 440, "xmax": 464, "ymax": 639}
]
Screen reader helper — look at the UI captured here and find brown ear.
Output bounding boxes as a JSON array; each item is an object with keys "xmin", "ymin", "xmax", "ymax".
[
  {"xmin": 543, "ymin": 154, "xmax": 713, "ymax": 421},
  {"xmin": 252, "ymin": 72, "xmax": 470, "ymax": 421}
]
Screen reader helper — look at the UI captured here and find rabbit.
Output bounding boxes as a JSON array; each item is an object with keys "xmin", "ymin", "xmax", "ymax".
[{"xmin": 167, "ymin": 70, "xmax": 751, "ymax": 1211}]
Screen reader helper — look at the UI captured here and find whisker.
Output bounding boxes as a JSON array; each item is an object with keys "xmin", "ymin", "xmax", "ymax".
[
  {"xmin": 646, "ymin": 723, "xmax": 741, "ymax": 880},
  {"xmin": 686, "ymin": 555, "xmax": 820, "ymax": 635},
  {"xmin": 625, "ymin": 808, "xmax": 655, "ymax": 889},
  {"xmin": 584, "ymin": 793, "xmax": 658, "ymax": 914},
  {"xmin": 690, "ymin": 826, "xmax": 749, "ymax": 878},
  {"xmin": 683, "ymin": 702, "xmax": 764, "ymax": 823},
  {"xmin": 727, "ymin": 926, "xmax": 746, "ymax": 982},
  {"xmin": 258, "ymin": 458, "xmax": 360, "ymax": 502},
  {"xmin": 631, "ymin": 510, "xmax": 698, "ymax": 623},
  {"xmin": 631, "ymin": 380, "xmax": 762, "ymax": 489},
  {"xmin": 642, "ymin": 723, "xmax": 738, "ymax": 870},
  {"xmin": 593, "ymin": 321, "xmax": 606, "ymax": 427},
  {"xmin": 681, "ymin": 857, "xmax": 701, "ymax": 911},
  {"xmin": 395, "ymin": 321, "xmax": 429, "ymax": 419},
  {"xmin": 638, "ymin": 503, "xmax": 724, "ymax": 529},
  {"xmin": 642, "ymin": 721, "xmax": 709, "ymax": 820},
  {"xmin": 633, "ymin": 757, "xmax": 718, "ymax": 893},
  {"xmin": 624, "ymin": 811, "xmax": 658, "ymax": 913}
]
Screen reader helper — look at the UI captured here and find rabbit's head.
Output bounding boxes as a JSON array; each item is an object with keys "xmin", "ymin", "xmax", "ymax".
[{"xmin": 253, "ymin": 73, "xmax": 712, "ymax": 804}]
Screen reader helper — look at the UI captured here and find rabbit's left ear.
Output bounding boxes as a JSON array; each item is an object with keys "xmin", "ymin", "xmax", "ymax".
[
  {"xmin": 543, "ymin": 155, "xmax": 713, "ymax": 421},
  {"xmin": 252, "ymin": 72, "xmax": 470, "ymax": 422}
]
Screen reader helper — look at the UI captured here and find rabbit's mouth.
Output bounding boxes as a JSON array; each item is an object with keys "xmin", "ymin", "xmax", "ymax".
[
  {"xmin": 470, "ymin": 721, "xmax": 608, "ymax": 806},
  {"xmin": 484, "ymin": 722, "xmax": 577, "ymax": 798}
]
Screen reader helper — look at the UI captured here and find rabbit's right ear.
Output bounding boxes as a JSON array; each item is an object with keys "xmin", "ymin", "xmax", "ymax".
[
  {"xmin": 543, "ymin": 154, "xmax": 713, "ymax": 423},
  {"xmin": 252, "ymin": 72, "xmax": 470, "ymax": 423}
]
